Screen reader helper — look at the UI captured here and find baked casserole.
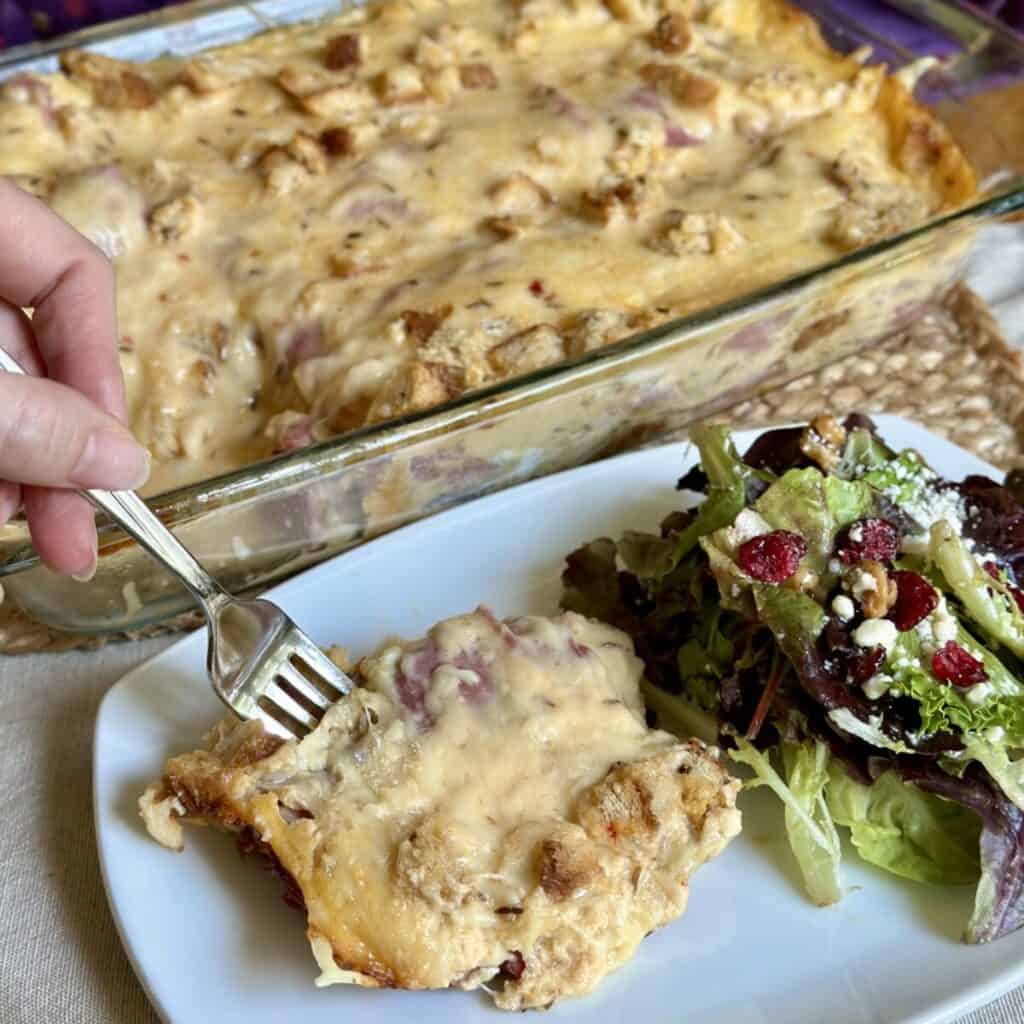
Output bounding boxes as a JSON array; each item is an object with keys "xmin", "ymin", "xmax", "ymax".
[
  {"xmin": 0, "ymin": 0, "xmax": 975, "ymax": 495},
  {"xmin": 140, "ymin": 608, "xmax": 742, "ymax": 1008}
]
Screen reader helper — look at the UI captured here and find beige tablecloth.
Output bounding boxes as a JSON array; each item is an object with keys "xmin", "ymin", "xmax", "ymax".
[{"xmin": 2, "ymin": 229, "xmax": 1024, "ymax": 1024}]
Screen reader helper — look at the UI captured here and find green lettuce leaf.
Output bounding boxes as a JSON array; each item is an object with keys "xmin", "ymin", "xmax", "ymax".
[
  {"xmin": 730, "ymin": 737, "xmax": 842, "ymax": 906},
  {"xmin": 754, "ymin": 468, "xmax": 875, "ymax": 572},
  {"xmin": 623, "ymin": 424, "xmax": 755, "ymax": 582},
  {"xmin": 887, "ymin": 627, "xmax": 1024, "ymax": 746},
  {"xmin": 859, "ymin": 449, "xmax": 937, "ymax": 517},
  {"xmin": 962, "ymin": 737, "xmax": 1024, "ymax": 811},
  {"xmin": 930, "ymin": 520, "xmax": 1024, "ymax": 660},
  {"xmin": 639, "ymin": 679, "xmax": 719, "ymax": 744},
  {"xmin": 826, "ymin": 764, "xmax": 981, "ymax": 885},
  {"xmin": 835, "ymin": 425, "xmax": 896, "ymax": 480}
]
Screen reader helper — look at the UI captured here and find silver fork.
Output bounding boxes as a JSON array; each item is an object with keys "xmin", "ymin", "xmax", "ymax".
[{"xmin": 0, "ymin": 347, "xmax": 351, "ymax": 739}]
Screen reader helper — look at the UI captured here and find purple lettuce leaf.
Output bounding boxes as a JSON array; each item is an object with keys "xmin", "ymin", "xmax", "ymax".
[{"xmin": 898, "ymin": 760, "xmax": 1024, "ymax": 943}]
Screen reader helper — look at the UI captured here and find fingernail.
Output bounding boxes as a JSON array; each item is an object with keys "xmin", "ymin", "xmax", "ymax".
[
  {"xmin": 71, "ymin": 430, "xmax": 151, "ymax": 491},
  {"xmin": 71, "ymin": 533, "xmax": 98, "ymax": 583}
]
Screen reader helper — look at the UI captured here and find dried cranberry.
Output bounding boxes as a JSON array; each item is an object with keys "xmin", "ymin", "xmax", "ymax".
[
  {"xmin": 528, "ymin": 279, "xmax": 545, "ymax": 297},
  {"xmin": 888, "ymin": 571, "xmax": 939, "ymax": 631},
  {"xmin": 737, "ymin": 530, "xmax": 808, "ymax": 583},
  {"xmin": 983, "ymin": 561, "xmax": 1001, "ymax": 582},
  {"xmin": 931, "ymin": 641, "xmax": 988, "ymax": 687},
  {"xmin": 836, "ymin": 518, "xmax": 900, "ymax": 565},
  {"xmin": 849, "ymin": 646, "xmax": 885, "ymax": 684}
]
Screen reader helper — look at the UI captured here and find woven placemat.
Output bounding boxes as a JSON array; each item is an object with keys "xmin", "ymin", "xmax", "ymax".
[{"xmin": 1, "ymin": 282, "xmax": 1021, "ymax": 655}]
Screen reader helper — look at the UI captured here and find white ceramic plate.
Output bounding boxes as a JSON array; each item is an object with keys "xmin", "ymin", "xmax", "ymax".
[{"xmin": 95, "ymin": 415, "xmax": 1024, "ymax": 1024}]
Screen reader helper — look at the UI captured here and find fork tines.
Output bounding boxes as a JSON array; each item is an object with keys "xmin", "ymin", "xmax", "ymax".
[{"xmin": 256, "ymin": 631, "xmax": 352, "ymax": 739}]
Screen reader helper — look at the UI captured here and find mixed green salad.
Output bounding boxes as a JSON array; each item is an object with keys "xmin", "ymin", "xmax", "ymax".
[{"xmin": 562, "ymin": 414, "xmax": 1024, "ymax": 942}]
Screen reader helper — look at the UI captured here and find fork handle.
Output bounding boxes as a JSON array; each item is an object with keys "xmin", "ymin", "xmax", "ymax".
[{"xmin": 0, "ymin": 346, "xmax": 228, "ymax": 617}]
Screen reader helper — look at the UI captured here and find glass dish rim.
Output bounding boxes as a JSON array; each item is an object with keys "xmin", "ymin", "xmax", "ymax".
[{"xmin": 1, "ymin": 185, "xmax": 1022, "ymax": 578}]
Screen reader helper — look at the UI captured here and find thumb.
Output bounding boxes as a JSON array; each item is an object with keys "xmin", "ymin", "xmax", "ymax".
[{"xmin": 0, "ymin": 374, "xmax": 150, "ymax": 490}]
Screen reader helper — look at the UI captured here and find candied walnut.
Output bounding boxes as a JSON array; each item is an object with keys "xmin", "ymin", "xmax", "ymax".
[
  {"xmin": 178, "ymin": 59, "xmax": 232, "ymax": 95},
  {"xmin": 148, "ymin": 194, "xmax": 202, "ymax": 244},
  {"xmin": 538, "ymin": 833, "xmax": 602, "ymax": 902},
  {"xmin": 650, "ymin": 13, "xmax": 692, "ymax": 53},
  {"xmin": 782, "ymin": 564, "xmax": 820, "ymax": 594},
  {"xmin": 489, "ymin": 172, "xmax": 552, "ymax": 215},
  {"xmin": 60, "ymin": 50, "xmax": 155, "ymax": 110},
  {"xmin": 654, "ymin": 209, "xmax": 743, "ymax": 255},
  {"xmin": 489, "ymin": 325, "xmax": 565, "ymax": 375},
  {"xmin": 640, "ymin": 63, "xmax": 718, "ymax": 107},
  {"xmin": 325, "ymin": 33, "xmax": 364, "ymax": 71},
  {"xmin": 401, "ymin": 306, "xmax": 453, "ymax": 345},
  {"xmin": 367, "ymin": 360, "xmax": 464, "ymax": 423},
  {"xmin": 848, "ymin": 560, "xmax": 897, "ymax": 620},
  {"xmin": 799, "ymin": 413, "xmax": 846, "ymax": 471},
  {"xmin": 459, "ymin": 63, "xmax": 498, "ymax": 90},
  {"xmin": 580, "ymin": 176, "xmax": 652, "ymax": 224},
  {"xmin": 374, "ymin": 66, "xmax": 428, "ymax": 106}
]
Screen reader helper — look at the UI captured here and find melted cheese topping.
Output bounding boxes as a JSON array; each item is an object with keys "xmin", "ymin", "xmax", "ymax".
[
  {"xmin": 0, "ymin": 0, "xmax": 973, "ymax": 494},
  {"xmin": 141, "ymin": 608, "xmax": 741, "ymax": 1009}
]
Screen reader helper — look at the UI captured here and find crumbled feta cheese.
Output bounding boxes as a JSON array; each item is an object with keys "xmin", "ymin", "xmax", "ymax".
[
  {"xmin": 852, "ymin": 618, "xmax": 897, "ymax": 654},
  {"xmin": 724, "ymin": 508, "xmax": 772, "ymax": 551},
  {"xmin": 828, "ymin": 558, "xmax": 842, "ymax": 575},
  {"xmin": 862, "ymin": 673, "xmax": 892, "ymax": 701},
  {"xmin": 831, "ymin": 595, "xmax": 855, "ymax": 621},
  {"xmin": 966, "ymin": 682, "xmax": 994, "ymax": 707},
  {"xmin": 849, "ymin": 524, "xmax": 864, "ymax": 543},
  {"xmin": 984, "ymin": 725, "xmax": 1006, "ymax": 744},
  {"xmin": 933, "ymin": 616, "xmax": 957, "ymax": 645}
]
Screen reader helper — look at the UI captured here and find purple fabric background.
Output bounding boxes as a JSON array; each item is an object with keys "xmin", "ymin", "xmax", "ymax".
[
  {"xmin": 0, "ymin": 0, "xmax": 1021, "ymax": 54},
  {"xmin": 0, "ymin": 0, "xmax": 173, "ymax": 50}
]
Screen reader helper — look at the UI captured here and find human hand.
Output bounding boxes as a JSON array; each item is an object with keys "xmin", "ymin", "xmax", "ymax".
[{"xmin": 0, "ymin": 178, "xmax": 150, "ymax": 580}]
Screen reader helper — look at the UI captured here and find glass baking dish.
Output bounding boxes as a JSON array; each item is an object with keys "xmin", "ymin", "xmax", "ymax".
[{"xmin": 1, "ymin": 0, "xmax": 1023, "ymax": 634}]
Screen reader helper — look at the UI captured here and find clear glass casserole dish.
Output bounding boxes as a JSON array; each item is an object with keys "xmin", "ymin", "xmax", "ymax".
[{"xmin": 0, "ymin": 0, "xmax": 1023, "ymax": 634}]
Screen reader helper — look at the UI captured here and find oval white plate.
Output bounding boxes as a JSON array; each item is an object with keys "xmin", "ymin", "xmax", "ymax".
[{"xmin": 96, "ymin": 415, "xmax": 1024, "ymax": 1024}]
